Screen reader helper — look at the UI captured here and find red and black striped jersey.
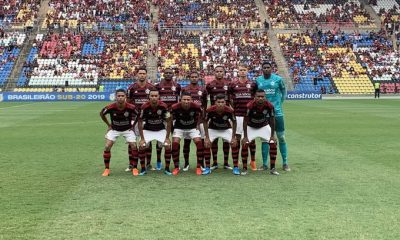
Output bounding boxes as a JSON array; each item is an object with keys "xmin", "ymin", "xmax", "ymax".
[
  {"xmin": 171, "ymin": 102, "xmax": 202, "ymax": 130},
  {"xmin": 246, "ymin": 100, "xmax": 275, "ymax": 129},
  {"xmin": 140, "ymin": 101, "xmax": 169, "ymax": 131},
  {"xmin": 127, "ymin": 82, "xmax": 156, "ymax": 110},
  {"xmin": 229, "ymin": 79, "xmax": 257, "ymax": 116},
  {"xmin": 206, "ymin": 105, "xmax": 236, "ymax": 130},
  {"xmin": 101, "ymin": 103, "xmax": 138, "ymax": 131},
  {"xmin": 156, "ymin": 80, "xmax": 181, "ymax": 109},
  {"xmin": 206, "ymin": 79, "xmax": 231, "ymax": 106},
  {"xmin": 182, "ymin": 84, "xmax": 208, "ymax": 110}
]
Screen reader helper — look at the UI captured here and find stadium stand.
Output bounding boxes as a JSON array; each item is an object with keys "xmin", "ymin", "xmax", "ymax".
[
  {"xmin": 278, "ymin": 30, "xmax": 397, "ymax": 94},
  {"xmin": 0, "ymin": 0, "xmax": 40, "ymax": 29},
  {"xmin": 0, "ymin": 31, "xmax": 26, "ymax": 88},
  {"xmin": 264, "ymin": 0, "xmax": 376, "ymax": 29},
  {"xmin": 158, "ymin": 0, "xmax": 261, "ymax": 29},
  {"xmin": 16, "ymin": 29, "xmax": 147, "ymax": 91},
  {"xmin": 43, "ymin": 0, "xmax": 150, "ymax": 30},
  {"xmin": 157, "ymin": 29, "xmax": 275, "ymax": 85}
]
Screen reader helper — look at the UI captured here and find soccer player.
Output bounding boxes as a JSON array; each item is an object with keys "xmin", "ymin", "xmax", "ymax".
[
  {"xmin": 206, "ymin": 66, "xmax": 232, "ymax": 170},
  {"xmin": 203, "ymin": 94, "xmax": 238, "ymax": 175},
  {"xmin": 256, "ymin": 61, "xmax": 290, "ymax": 171},
  {"xmin": 155, "ymin": 68, "xmax": 182, "ymax": 170},
  {"xmin": 181, "ymin": 71, "xmax": 208, "ymax": 171},
  {"xmin": 126, "ymin": 67, "xmax": 156, "ymax": 172},
  {"xmin": 137, "ymin": 90, "xmax": 172, "ymax": 175},
  {"xmin": 99, "ymin": 89, "xmax": 139, "ymax": 176},
  {"xmin": 242, "ymin": 90, "xmax": 279, "ymax": 175},
  {"xmin": 228, "ymin": 64, "xmax": 257, "ymax": 170},
  {"xmin": 169, "ymin": 92, "xmax": 204, "ymax": 176}
]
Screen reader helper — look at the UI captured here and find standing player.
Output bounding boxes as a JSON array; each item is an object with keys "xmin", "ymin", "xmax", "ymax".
[
  {"xmin": 155, "ymin": 68, "xmax": 182, "ymax": 170},
  {"xmin": 169, "ymin": 92, "xmax": 204, "ymax": 176},
  {"xmin": 100, "ymin": 89, "xmax": 139, "ymax": 176},
  {"xmin": 181, "ymin": 71, "xmax": 208, "ymax": 171},
  {"xmin": 242, "ymin": 90, "xmax": 279, "ymax": 175},
  {"xmin": 228, "ymin": 64, "xmax": 258, "ymax": 171},
  {"xmin": 256, "ymin": 61, "xmax": 290, "ymax": 171},
  {"xmin": 206, "ymin": 66, "xmax": 232, "ymax": 170},
  {"xmin": 137, "ymin": 90, "xmax": 172, "ymax": 175},
  {"xmin": 203, "ymin": 94, "xmax": 238, "ymax": 175},
  {"xmin": 126, "ymin": 67, "xmax": 156, "ymax": 172}
]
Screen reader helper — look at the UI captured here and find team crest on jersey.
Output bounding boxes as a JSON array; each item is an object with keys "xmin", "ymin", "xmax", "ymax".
[
  {"xmin": 124, "ymin": 112, "xmax": 129, "ymax": 117},
  {"xmin": 134, "ymin": 90, "xmax": 138, "ymax": 93},
  {"xmin": 161, "ymin": 88, "xmax": 165, "ymax": 90},
  {"xmin": 263, "ymin": 110, "xmax": 268, "ymax": 114},
  {"xmin": 145, "ymin": 89, "xmax": 150, "ymax": 94},
  {"xmin": 171, "ymin": 86, "xmax": 176, "ymax": 91},
  {"xmin": 198, "ymin": 91, "xmax": 202, "ymax": 96},
  {"xmin": 223, "ymin": 85, "xmax": 228, "ymax": 90},
  {"xmin": 190, "ymin": 112, "xmax": 195, "ymax": 116},
  {"xmin": 157, "ymin": 110, "xmax": 162, "ymax": 115},
  {"xmin": 246, "ymin": 84, "xmax": 251, "ymax": 89},
  {"xmin": 113, "ymin": 113, "xmax": 117, "ymax": 116},
  {"xmin": 223, "ymin": 116, "xmax": 228, "ymax": 120},
  {"xmin": 270, "ymin": 82, "xmax": 275, "ymax": 86}
]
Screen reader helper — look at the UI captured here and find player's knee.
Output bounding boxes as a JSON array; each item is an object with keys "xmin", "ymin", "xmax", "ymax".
[
  {"xmin": 277, "ymin": 132, "xmax": 286, "ymax": 143},
  {"xmin": 104, "ymin": 146, "xmax": 112, "ymax": 151}
]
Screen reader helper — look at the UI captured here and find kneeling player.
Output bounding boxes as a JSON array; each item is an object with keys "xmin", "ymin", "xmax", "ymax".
[
  {"xmin": 242, "ymin": 90, "xmax": 279, "ymax": 175},
  {"xmin": 137, "ymin": 90, "xmax": 172, "ymax": 176},
  {"xmin": 100, "ymin": 89, "xmax": 139, "ymax": 176},
  {"xmin": 169, "ymin": 92, "xmax": 204, "ymax": 175},
  {"xmin": 203, "ymin": 94, "xmax": 239, "ymax": 175}
]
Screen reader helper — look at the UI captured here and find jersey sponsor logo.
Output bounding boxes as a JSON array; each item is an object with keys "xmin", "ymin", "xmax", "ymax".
[
  {"xmin": 235, "ymin": 92, "xmax": 251, "ymax": 98},
  {"xmin": 250, "ymin": 118, "xmax": 266, "ymax": 124},
  {"xmin": 179, "ymin": 119, "xmax": 195, "ymax": 126},
  {"xmin": 265, "ymin": 89, "xmax": 275, "ymax": 94}
]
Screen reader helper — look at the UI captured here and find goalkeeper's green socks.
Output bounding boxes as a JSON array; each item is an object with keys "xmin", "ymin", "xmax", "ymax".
[{"xmin": 261, "ymin": 142, "xmax": 269, "ymax": 167}]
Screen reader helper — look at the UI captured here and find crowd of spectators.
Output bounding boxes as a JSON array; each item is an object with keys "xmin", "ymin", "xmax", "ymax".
[
  {"xmin": 0, "ymin": 31, "xmax": 26, "ymax": 86},
  {"xmin": 0, "ymin": 0, "xmax": 40, "ymax": 29},
  {"xmin": 157, "ymin": 29, "xmax": 275, "ymax": 82},
  {"xmin": 200, "ymin": 29, "xmax": 275, "ymax": 76},
  {"xmin": 44, "ymin": 0, "xmax": 150, "ymax": 30},
  {"xmin": 265, "ymin": 0, "xmax": 374, "ymax": 29},
  {"xmin": 19, "ymin": 28, "xmax": 148, "ymax": 87},
  {"xmin": 158, "ymin": 0, "xmax": 261, "ymax": 29},
  {"xmin": 157, "ymin": 29, "xmax": 201, "ymax": 80}
]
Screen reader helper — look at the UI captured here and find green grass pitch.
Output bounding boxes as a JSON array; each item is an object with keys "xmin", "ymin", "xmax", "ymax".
[{"xmin": 0, "ymin": 100, "xmax": 399, "ymax": 240}]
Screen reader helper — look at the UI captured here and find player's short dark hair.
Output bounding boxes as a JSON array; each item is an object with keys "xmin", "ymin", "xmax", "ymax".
[
  {"xmin": 137, "ymin": 66, "xmax": 147, "ymax": 73},
  {"xmin": 214, "ymin": 65, "xmax": 225, "ymax": 72},
  {"xmin": 255, "ymin": 89, "xmax": 265, "ymax": 94},
  {"xmin": 262, "ymin": 61, "xmax": 273, "ymax": 68},
  {"xmin": 215, "ymin": 94, "xmax": 225, "ymax": 100},
  {"xmin": 181, "ymin": 91, "xmax": 192, "ymax": 97},
  {"xmin": 189, "ymin": 71, "xmax": 199, "ymax": 77},
  {"xmin": 115, "ymin": 88, "xmax": 127, "ymax": 95},
  {"xmin": 149, "ymin": 89, "xmax": 159, "ymax": 94}
]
